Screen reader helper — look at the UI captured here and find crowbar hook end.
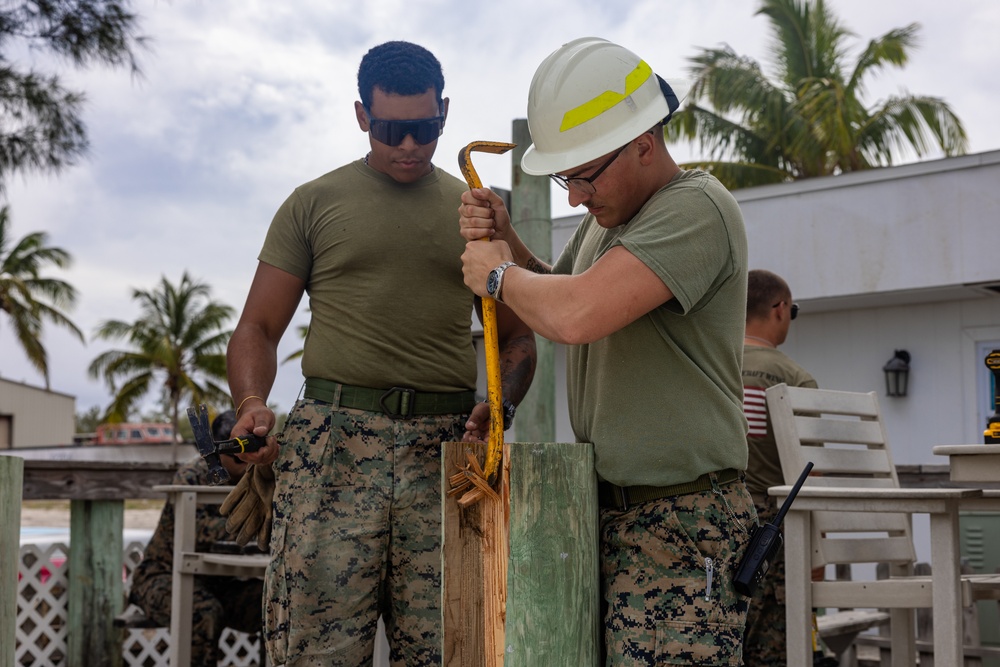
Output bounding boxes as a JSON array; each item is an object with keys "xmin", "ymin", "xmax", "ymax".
[{"xmin": 459, "ymin": 141, "xmax": 516, "ymax": 190}]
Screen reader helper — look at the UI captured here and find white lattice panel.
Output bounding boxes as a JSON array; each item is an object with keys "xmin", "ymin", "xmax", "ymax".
[
  {"xmin": 219, "ymin": 629, "xmax": 264, "ymax": 667},
  {"xmin": 17, "ymin": 543, "xmax": 69, "ymax": 666},
  {"xmin": 123, "ymin": 620, "xmax": 171, "ymax": 667},
  {"xmin": 17, "ymin": 539, "xmax": 263, "ymax": 666}
]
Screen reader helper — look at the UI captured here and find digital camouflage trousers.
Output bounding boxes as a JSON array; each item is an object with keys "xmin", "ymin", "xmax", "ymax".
[
  {"xmin": 600, "ymin": 473, "xmax": 757, "ymax": 666},
  {"xmin": 263, "ymin": 398, "xmax": 465, "ymax": 667}
]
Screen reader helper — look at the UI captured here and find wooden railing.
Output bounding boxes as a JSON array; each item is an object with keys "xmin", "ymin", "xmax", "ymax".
[
  {"xmin": 1, "ymin": 456, "xmax": 991, "ymax": 667},
  {"xmin": 3, "ymin": 453, "xmax": 178, "ymax": 667}
]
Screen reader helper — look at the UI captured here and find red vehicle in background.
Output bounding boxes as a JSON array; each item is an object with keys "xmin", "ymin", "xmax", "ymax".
[{"xmin": 94, "ymin": 422, "xmax": 175, "ymax": 445}]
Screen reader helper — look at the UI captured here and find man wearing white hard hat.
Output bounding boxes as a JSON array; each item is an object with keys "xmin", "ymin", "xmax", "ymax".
[{"xmin": 459, "ymin": 37, "xmax": 755, "ymax": 664}]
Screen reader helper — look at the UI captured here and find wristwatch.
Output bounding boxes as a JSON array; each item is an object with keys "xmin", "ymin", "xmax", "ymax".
[
  {"xmin": 502, "ymin": 399, "xmax": 517, "ymax": 431},
  {"xmin": 486, "ymin": 261, "xmax": 517, "ymax": 301}
]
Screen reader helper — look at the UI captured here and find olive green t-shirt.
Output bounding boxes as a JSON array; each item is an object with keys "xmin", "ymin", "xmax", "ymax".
[
  {"xmin": 259, "ymin": 160, "xmax": 476, "ymax": 392},
  {"xmin": 742, "ymin": 346, "xmax": 817, "ymax": 494},
  {"xmin": 552, "ymin": 169, "xmax": 749, "ymax": 487}
]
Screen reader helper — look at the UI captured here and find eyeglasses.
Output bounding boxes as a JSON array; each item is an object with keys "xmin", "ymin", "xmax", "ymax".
[
  {"xmin": 549, "ymin": 144, "xmax": 628, "ymax": 195},
  {"xmin": 364, "ymin": 108, "xmax": 445, "ymax": 146},
  {"xmin": 772, "ymin": 300, "xmax": 799, "ymax": 320}
]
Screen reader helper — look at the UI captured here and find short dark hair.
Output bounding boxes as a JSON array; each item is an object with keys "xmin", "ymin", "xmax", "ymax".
[
  {"xmin": 212, "ymin": 410, "xmax": 237, "ymax": 441},
  {"xmin": 357, "ymin": 41, "xmax": 445, "ymax": 111},
  {"xmin": 747, "ymin": 269, "xmax": 791, "ymax": 321}
]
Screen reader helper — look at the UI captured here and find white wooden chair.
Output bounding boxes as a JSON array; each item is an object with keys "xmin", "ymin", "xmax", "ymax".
[
  {"xmin": 155, "ymin": 484, "xmax": 270, "ymax": 667},
  {"xmin": 159, "ymin": 484, "xmax": 398, "ymax": 667},
  {"xmin": 764, "ymin": 383, "xmax": 1000, "ymax": 667}
]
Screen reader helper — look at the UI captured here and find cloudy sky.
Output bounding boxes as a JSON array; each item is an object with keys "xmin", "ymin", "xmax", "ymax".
[{"xmin": 2, "ymin": 0, "xmax": 998, "ymax": 421}]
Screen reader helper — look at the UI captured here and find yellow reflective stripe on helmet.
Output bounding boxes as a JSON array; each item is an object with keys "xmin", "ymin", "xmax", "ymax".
[{"xmin": 559, "ymin": 60, "xmax": 653, "ymax": 132}]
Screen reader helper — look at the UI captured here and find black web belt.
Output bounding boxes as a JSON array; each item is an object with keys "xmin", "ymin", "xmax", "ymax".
[
  {"xmin": 598, "ymin": 468, "xmax": 742, "ymax": 511},
  {"xmin": 303, "ymin": 377, "xmax": 475, "ymax": 419}
]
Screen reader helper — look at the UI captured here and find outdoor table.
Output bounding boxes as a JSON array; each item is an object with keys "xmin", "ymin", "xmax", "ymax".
[
  {"xmin": 932, "ymin": 443, "xmax": 1000, "ymax": 527},
  {"xmin": 932, "ymin": 444, "xmax": 1000, "ymax": 483}
]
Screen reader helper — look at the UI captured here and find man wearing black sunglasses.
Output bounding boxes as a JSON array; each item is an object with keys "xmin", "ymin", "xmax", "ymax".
[
  {"xmin": 741, "ymin": 269, "xmax": 819, "ymax": 667},
  {"xmin": 459, "ymin": 37, "xmax": 753, "ymax": 665},
  {"xmin": 224, "ymin": 40, "xmax": 535, "ymax": 667},
  {"xmin": 354, "ymin": 63, "xmax": 447, "ymax": 183}
]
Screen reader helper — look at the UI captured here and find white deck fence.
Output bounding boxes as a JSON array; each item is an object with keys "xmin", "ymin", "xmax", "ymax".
[{"xmin": 16, "ymin": 537, "xmax": 262, "ymax": 666}]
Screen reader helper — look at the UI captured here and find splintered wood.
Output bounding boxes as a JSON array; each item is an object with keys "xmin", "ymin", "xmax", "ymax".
[
  {"xmin": 448, "ymin": 451, "xmax": 501, "ymax": 507},
  {"xmin": 443, "ymin": 441, "xmax": 509, "ymax": 667}
]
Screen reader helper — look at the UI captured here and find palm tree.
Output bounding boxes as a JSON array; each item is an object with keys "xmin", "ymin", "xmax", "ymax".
[
  {"xmin": 88, "ymin": 272, "xmax": 234, "ymax": 459},
  {"xmin": 0, "ymin": 206, "xmax": 84, "ymax": 388},
  {"xmin": 666, "ymin": 0, "xmax": 968, "ymax": 189}
]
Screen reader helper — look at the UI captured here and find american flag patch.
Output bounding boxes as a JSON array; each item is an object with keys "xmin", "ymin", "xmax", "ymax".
[{"xmin": 743, "ymin": 386, "xmax": 768, "ymax": 437}]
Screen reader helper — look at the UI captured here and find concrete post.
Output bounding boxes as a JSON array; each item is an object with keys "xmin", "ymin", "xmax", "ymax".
[{"xmin": 510, "ymin": 118, "xmax": 555, "ymax": 443}]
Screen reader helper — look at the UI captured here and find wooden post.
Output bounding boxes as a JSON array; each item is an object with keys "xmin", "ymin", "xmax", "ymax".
[
  {"xmin": 1, "ymin": 456, "xmax": 24, "ymax": 667},
  {"xmin": 67, "ymin": 499, "xmax": 124, "ymax": 667},
  {"xmin": 509, "ymin": 118, "xmax": 555, "ymax": 444},
  {"xmin": 443, "ymin": 441, "xmax": 599, "ymax": 667},
  {"xmin": 505, "ymin": 441, "xmax": 599, "ymax": 666},
  {"xmin": 443, "ymin": 441, "xmax": 509, "ymax": 667}
]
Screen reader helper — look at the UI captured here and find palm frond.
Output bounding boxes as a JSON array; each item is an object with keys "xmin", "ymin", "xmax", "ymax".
[
  {"xmin": 847, "ymin": 24, "xmax": 920, "ymax": 96},
  {"xmin": 672, "ymin": 0, "xmax": 966, "ymax": 190},
  {"xmin": 0, "ymin": 205, "xmax": 81, "ymax": 387}
]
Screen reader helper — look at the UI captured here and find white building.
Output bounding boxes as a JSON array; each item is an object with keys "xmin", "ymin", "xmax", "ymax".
[
  {"xmin": 737, "ymin": 149, "xmax": 1000, "ymax": 461},
  {"xmin": 0, "ymin": 377, "xmax": 75, "ymax": 448}
]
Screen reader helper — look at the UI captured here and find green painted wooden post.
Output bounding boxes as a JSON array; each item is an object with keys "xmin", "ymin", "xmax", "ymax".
[
  {"xmin": 505, "ymin": 441, "xmax": 600, "ymax": 666},
  {"xmin": 510, "ymin": 118, "xmax": 556, "ymax": 444},
  {"xmin": 1, "ymin": 456, "xmax": 24, "ymax": 667},
  {"xmin": 67, "ymin": 499, "xmax": 124, "ymax": 667}
]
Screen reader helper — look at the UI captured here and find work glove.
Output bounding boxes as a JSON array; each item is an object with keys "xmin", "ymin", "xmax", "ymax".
[{"xmin": 219, "ymin": 462, "xmax": 275, "ymax": 551}]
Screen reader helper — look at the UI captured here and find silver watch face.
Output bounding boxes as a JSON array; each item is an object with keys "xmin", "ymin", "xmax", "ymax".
[{"xmin": 487, "ymin": 269, "xmax": 501, "ymax": 297}]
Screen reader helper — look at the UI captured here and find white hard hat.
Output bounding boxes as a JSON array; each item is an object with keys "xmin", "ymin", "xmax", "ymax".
[{"xmin": 521, "ymin": 37, "xmax": 679, "ymax": 176}]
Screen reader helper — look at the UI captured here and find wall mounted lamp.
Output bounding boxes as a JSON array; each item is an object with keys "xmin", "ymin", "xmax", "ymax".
[{"xmin": 883, "ymin": 350, "xmax": 911, "ymax": 397}]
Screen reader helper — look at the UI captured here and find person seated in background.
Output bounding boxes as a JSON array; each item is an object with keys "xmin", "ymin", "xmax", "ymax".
[{"xmin": 129, "ymin": 409, "xmax": 263, "ymax": 666}]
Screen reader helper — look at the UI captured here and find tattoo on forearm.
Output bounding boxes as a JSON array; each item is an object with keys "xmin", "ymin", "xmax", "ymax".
[
  {"xmin": 500, "ymin": 333, "xmax": 537, "ymax": 404},
  {"xmin": 524, "ymin": 257, "xmax": 551, "ymax": 275}
]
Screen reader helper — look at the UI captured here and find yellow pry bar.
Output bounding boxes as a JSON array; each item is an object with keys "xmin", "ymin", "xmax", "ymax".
[{"xmin": 459, "ymin": 141, "xmax": 516, "ymax": 486}]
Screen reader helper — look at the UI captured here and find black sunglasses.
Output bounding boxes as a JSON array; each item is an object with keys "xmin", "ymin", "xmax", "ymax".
[
  {"xmin": 549, "ymin": 144, "xmax": 628, "ymax": 195},
  {"xmin": 772, "ymin": 300, "xmax": 799, "ymax": 320},
  {"xmin": 364, "ymin": 108, "xmax": 444, "ymax": 146}
]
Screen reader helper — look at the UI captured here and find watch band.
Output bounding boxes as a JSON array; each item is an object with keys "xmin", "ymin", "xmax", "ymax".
[
  {"xmin": 502, "ymin": 398, "xmax": 516, "ymax": 430},
  {"xmin": 488, "ymin": 261, "xmax": 517, "ymax": 301}
]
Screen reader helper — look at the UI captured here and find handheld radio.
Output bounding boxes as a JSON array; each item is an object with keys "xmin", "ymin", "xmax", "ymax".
[{"xmin": 733, "ymin": 461, "xmax": 814, "ymax": 597}]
